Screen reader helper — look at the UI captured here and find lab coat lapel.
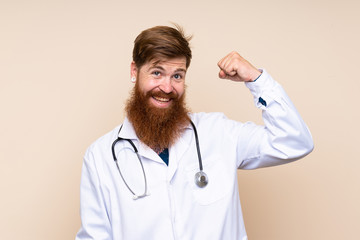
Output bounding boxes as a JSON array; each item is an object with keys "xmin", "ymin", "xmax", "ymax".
[
  {"xmin": 168, "ymin": 127, "xmax": 193, "ymax": 181},
  {"xmin": 138, "ymin": 142, "xmax": 163, "ymax": 163}
]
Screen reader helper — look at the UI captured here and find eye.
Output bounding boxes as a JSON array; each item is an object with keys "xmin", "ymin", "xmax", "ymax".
[
  {"xmin": 152, "ymin": 71, "xmax": 161, "ymax": 77},
  {"xmin": 173, "ymin": 74, "xmax": 183, "ymax": 80}
]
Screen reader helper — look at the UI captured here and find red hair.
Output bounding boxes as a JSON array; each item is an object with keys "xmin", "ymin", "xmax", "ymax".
[{"xmin": 132, "ymin": 25, "xmax": 192, "ymax": 69}]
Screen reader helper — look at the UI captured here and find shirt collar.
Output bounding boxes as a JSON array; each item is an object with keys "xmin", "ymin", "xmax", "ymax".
[{"xmin": 118, "ymin": 117, "xmax": 138, "ymax": 140}]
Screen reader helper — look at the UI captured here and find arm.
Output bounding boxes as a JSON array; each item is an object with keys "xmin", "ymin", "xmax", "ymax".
[
  {"xmin": 76, "ymin": 149, "xmax": 111, "ymax": 240},
  {"xmin": 218, "ymin": 52, "xmax": 314, "ymax": 169}
]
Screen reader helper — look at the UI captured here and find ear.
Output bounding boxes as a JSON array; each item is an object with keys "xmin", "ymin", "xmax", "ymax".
[{"xmin": 130, "ymin": 61, "xmax": 138, "ymax": 79}]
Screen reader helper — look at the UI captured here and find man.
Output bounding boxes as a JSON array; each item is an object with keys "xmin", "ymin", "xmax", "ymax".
[{"xmin": 76, "ymin": 25, "xmax": 313, "ymax": 240}]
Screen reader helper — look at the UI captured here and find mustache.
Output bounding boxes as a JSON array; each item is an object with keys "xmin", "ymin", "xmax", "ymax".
[{"xmin": 146, "ymin": 89, "xmax": 178, "ymax": 99}]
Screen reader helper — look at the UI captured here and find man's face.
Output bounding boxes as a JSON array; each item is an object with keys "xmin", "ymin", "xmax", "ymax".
[
  {"xmin": 127, "ymin": 57, "xmax": 190, "ymax": 151},
  {"xmin": 131, "ymin": 57, "xmax": 187, "ymax": 109}
]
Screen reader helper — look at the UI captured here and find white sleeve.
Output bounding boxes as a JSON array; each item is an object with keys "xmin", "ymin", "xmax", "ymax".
[
  {"xmin": 76, "ymin": 149, "xmax": 111, "ymax": 240},
  {"xmin": 237, "ymin": 69, "xmax": 314, "ymax": 169}
]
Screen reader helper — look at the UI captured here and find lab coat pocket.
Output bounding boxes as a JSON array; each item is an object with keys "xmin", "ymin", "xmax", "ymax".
[{"xmin": 186, "ymin": 155, "xmax": 234, "ymax": 205}]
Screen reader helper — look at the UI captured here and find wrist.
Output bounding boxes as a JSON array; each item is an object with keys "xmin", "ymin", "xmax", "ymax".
[{"xmin": 250, "ymin": 70, "xmax": 262, "ymax": 82}]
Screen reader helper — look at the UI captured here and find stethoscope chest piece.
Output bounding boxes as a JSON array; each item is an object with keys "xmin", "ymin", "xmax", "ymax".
[{"xmin": 195, "ymin": 171, "xmax": 208, "ymax": 188}]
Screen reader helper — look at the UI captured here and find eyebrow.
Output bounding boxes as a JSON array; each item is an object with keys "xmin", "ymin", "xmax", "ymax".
[{"xmin": 148, "ymin": 65, "xmax": 187, "ymax": 73}]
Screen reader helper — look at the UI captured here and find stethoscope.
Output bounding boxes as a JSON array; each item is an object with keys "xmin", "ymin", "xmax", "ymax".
[{"xmin": 111, "ymin": 120, "xmax": 208, "ymax": 200}]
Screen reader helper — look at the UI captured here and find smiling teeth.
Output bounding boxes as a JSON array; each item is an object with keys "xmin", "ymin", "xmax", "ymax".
[{"xmin": 153, "ymin": 96, "xmax": 170, "ymax": 102}]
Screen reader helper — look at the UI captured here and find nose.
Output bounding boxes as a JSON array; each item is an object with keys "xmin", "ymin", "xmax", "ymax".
[{"xmin": 159, "ymin": 78, "xmax": 173, "ymax": 94}]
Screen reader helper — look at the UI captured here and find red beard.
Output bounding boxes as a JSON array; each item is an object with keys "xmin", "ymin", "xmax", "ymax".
[{"xmin": 125, "ymin": 82, "xmax": 190, "ymax": 153}]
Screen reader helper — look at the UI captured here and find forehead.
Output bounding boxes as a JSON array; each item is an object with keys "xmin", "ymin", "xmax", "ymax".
[{"xmin": 142, "ymin": 57, "xmax": 187, "ymax": 71}]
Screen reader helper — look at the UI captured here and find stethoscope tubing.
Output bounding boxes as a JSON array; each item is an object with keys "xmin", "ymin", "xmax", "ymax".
[
  {"xmin": 112, "ymin": 120, "xmax": 207, "ymax": 200},
  {"xmin": 111, "ymin": 127, "xmax": 149, "ymax": 199},
  {"xmin": 189, "ymin": 120, "xmax": 203, "ymax": 171}
]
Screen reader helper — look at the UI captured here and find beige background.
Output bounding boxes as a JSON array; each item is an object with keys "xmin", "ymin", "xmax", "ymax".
[{"xmin": 1, "ymin": 0, "xmax": 359, "ymax": 239}]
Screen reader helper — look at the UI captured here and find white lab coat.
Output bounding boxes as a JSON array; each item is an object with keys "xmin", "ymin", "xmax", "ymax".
[{"xmin": 76, "ymin": 70, "xmax": 313, "ymax": 240}]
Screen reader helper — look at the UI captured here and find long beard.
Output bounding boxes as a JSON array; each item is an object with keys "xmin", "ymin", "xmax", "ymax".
[{"xmin": 125, "ymin": 83, "xmax": 190, "ymax": 153}]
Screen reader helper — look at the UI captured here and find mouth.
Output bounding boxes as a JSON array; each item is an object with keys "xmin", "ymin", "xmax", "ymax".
[
  {"xmin": 150, "ymin": 95, "xmax": 173, "ymax": 108},
  {"xmin": 152, "ymin": 96, "xmax": 171, "ymax": 102}
]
